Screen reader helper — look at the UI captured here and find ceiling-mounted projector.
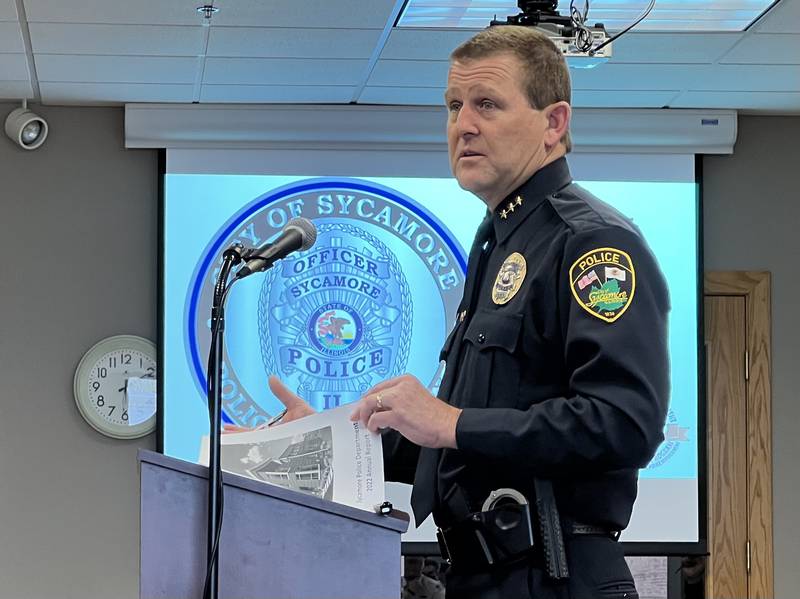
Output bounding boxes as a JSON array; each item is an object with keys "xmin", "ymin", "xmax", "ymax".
[
  {"xmin": 491, "ymin": 0, "xmax": 612, "ymax": 68},
  {"xmin": 5, "ymin": 103, "xmax": 49, "ymax": 151}
]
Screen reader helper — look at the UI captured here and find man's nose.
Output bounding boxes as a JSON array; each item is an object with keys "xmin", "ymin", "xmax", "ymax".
[{"xmin": 455, "ymin": 105, "xmax": 479, "ymax": 136}]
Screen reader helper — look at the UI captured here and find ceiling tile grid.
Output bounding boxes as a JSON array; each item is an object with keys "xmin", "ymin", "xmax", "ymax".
[
  {"xmin": 202, "ymin": 57, "xmax": 370, "ymax": 86},
  {"xmin": 39, "ymin": 82, "xmax": 194, "ymax": 104},
  {"xmin": 34, "ymin": 55, "xmax": 200, "ymax": 85},
  {"xmin": 0, "ymin": 0, "xmax": 17, "ymax": 20},
  {"xmin": 200, "ymin": 84, "xmax": 358, "ymax": 104},
  {"xmin": 0, "ymin": 0, "xmax": 797, "ymax": 111},
  {"xmin": 0, "ymin": 21, "xmax": 24, "ymax": 52},
  {"xmin": 28, "ymin": 23, "xmax": 207, "ymax": 56},
  {"xmin": 205, "ymin": 27, "xmax": 383, "ymax": 59}
]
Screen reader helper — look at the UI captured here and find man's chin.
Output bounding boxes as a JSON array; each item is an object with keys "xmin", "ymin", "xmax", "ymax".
[{"xmin": 454, "ymin": 176, "xmax": 490, "ymax": 198}]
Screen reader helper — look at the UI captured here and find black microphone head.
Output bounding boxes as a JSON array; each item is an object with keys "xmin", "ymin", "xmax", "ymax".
[{"xmin": 285, "ymin": 217, "xmax": 317, "ymax": 251}]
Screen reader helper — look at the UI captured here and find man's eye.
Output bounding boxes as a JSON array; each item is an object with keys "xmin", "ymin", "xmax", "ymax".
[
  {"xmin": 448, "ymin": 102, "xmax": 462, "ymax": 112},
  {"xmin": 479, "ymin": 100, "xmax": 495, "ymax": 110}
]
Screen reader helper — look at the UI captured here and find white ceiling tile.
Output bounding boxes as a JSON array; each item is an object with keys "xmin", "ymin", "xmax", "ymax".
[
  {"xmin": 209, "ymin": 0, "xmax": 397, "ymax": 29},
  {"xmin": 572, "ymin": 90, "xmax": 681, "ymax": 108},
  {"xmin": 29, "ymin": 23, "xmax": 206, "ymax": 56},
  {"xmin": 752, "ymin": 0, "xmax": 800, "ymax": 33},
  {"xmin": 203, "ymin": 57, "xmax": 368, "ymax": 86},
  {"xmin": 0, "ymin": 0, "xmax": 17, "ymax": 20},
  {"xmin": 571, "ymin": 63, "xmax": 800, "ymax": 92},
  {"xmin": 0, "ymin": 53, "xmax": 29, "ymax": 79},
  {"xmin": 358, "ymin": 85, "xmax": 446, "ymax": 105},
  {"xmin": 0, "ymin": 21, "xmax": 23, "ymax": 52},
  {"xmin": 0, "ymin": 80, "xmax": 34, "ymax": 99},
  {"xmin": 718, "ymin": 32, "xmax": 800, "ymax": 64},
  {"xmin": 671, "ymin": 90, "xmax": 800, "ymax": 111},
  {"xmin": 200, "ymin": 84, "xmax": 357, "ymax": 103},
  {"xmin": 39, "ymin": 82, "xmax": 194, "ymax": 104},
  {"xmin": 207, "ymin": 27, "xmax": 381, "ymax": 59},
  {"xmin": 35, "ymin": 55, "xmax": 198, "ymax": 84},
  {"xmin": 380, "ymin": 28, "xmax": 474, "ymax": 60},
  {"xmin": 609, "ymin": 32, "xmax": 742, "ymax": 63},
  {"xmin": 367, "ymin": 59, "xmax": 449, "ymax": 87},
  {"xmin": 23, "ymin": 0, "xmax": 202, "ymax": 25}
]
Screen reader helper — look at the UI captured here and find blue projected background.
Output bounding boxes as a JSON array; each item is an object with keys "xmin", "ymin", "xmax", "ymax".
[{"xmin": 162, "ymin": 172, "xmax": 699, "ymax": 543}]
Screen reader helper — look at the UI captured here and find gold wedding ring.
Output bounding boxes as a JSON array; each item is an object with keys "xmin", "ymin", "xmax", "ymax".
[{"xmin": 376, "ymin": 392, "xmax": 384, "ymax": 410}]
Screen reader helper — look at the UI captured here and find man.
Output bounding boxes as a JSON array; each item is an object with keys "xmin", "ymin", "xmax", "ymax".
[{"xmin": 271, "ymin": 25, "xmax": 669, "ymax": 598}]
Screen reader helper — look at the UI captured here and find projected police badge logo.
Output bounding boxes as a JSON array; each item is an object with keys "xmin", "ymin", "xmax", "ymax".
[{"xmin": 186, "ymin": 179, "xmax": 467, "ymax": 427}]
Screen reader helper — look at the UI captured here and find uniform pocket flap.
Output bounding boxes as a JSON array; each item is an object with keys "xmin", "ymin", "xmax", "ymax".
[{"xmin": 463, "ymin": 309, "xmax": 523, "ymax": 353}]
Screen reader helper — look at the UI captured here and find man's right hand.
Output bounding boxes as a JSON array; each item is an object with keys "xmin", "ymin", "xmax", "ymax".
[
  {"xmin": 267, "ymin": 374, "xmax": 316, "ymax": 423},
  {"xmin": 223, "ymin": 375, "xmax": 316, "ymax": 433}
]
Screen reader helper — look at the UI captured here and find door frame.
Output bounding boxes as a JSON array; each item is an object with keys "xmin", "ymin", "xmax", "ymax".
[{"xmin": 705, "ymin": 271, "xmax": 773, "ymax": 598}]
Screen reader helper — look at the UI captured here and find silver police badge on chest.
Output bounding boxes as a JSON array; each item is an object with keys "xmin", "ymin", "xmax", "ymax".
[{"xmin": 492, "ymin": 252, "xmax": 527, "ymax": 305}]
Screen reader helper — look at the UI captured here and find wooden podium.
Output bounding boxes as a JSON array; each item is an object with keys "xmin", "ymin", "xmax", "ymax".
[{"xmin": 139, "ymin": 450, "xmax": 408, "ymax": 599}]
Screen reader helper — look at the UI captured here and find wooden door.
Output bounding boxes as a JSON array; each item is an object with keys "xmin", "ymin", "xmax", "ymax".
[
  {"xmin": 704, "ymin": 271, "xmax": 773, "ymax": 599},
  {"xmin": 705, "ymin": 295, "xmax": 748, "ymax": 598}
]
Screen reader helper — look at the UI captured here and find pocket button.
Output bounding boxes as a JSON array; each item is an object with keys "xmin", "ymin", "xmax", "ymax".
[{"xmin": 477, "ymin": 333, "xmax": 486, "ymax": 343}]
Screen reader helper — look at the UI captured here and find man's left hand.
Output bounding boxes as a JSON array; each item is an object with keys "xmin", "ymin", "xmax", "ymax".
[{"xmin": 350, "ymin": 375, "xmax": 462, "ymax": 449}]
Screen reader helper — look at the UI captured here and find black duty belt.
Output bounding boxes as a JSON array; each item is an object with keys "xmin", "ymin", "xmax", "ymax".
[{"xmin": 435, "ymin": 481, "xmax": 620, "ymax": 579}]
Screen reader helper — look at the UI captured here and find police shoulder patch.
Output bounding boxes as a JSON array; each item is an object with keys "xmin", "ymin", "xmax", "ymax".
[
  {"xmin": 492, "ymin": 252, "xmax": 527, "ymax": 305},
  {"xmin": 569, "ymin": 247, "xmax": 635, "ymax": 323}
]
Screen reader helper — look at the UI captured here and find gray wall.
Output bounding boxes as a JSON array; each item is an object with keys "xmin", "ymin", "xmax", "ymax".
[
  {"xmin": 0, "ymin": 103, "xmax": 157, "ymax": 599},
  {"xmin": 0, "ymin": 105, "xmax": 797, "ymax": 598},
  {"xmin": 703, "ymin": 115, "xmax": 800, "ymax": 598}
]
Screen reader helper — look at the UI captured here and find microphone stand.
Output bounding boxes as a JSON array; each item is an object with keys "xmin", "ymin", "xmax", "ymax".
[{"xmin": 203, "ymin": 244, "xmax": 243, "ymax": 599}]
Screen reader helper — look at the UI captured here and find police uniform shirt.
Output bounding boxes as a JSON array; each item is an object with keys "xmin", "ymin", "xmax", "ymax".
[{"xmin": 400, "ymin": 157, "xmax": 671, "ymax": 531}]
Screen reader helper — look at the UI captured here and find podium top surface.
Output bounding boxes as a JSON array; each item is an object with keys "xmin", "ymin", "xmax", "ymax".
[{"xmin": 138, "ymin": 449, "xmax": 409, "ymax": 533}]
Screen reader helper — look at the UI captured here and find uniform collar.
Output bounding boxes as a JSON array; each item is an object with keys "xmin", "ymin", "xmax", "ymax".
[{"xmin": 492, "ymin": 157, "xmax": 572, "ymax": 245}]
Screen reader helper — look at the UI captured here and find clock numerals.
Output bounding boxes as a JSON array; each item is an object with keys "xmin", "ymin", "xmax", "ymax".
[{"xmin": 75, "ymin": 336, "xmax": 157, "ymax": 439}]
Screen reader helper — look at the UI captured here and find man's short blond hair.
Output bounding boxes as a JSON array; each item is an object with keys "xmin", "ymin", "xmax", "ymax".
[{"xmin": 450, "ymin": 26, "xmax": 572, "ymax": 153}]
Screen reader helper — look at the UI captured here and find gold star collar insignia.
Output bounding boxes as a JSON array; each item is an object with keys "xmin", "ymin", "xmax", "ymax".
[{"xmin": 499, "ymin": 196, "xmax": 523, "ymax": 221}]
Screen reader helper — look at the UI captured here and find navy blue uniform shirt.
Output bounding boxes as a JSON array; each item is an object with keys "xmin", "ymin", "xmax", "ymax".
[{"xmin": 385, "ymin": 157, "xmax": 670, "ymax": 532}]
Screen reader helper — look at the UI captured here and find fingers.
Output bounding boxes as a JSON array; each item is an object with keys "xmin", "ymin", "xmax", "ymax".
[
  {"xmin": 350, "ymin": 388, "xmax": 393, "ymax": 424},
  {"xmin": 362, "ymin": 375, "xmax": 404, "ymax": 398},
  {"xmin": 222, "ymin": 424, "xmax": 249, "ymax": 434},
  {"xmin": 268, "ymin": 375, "xmax": 310, "ymax": 410},
  {"xmin": 366, "ymin": 409, "xmax": 394, "ymax": 434}
]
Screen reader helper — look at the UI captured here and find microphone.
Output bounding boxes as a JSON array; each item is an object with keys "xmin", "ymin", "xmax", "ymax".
[{"xmin": 235, "ymin": 217, "xmax": 317, "ymax": 280}]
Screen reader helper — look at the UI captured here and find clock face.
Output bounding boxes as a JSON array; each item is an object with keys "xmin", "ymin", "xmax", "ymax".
[
  {"xmin": 86, "ymin": 349, "xmax": 156, "ymax": 428},
  {"xmin": 74, "ymin": 335, "xmax": 157, "ymax": 439}
]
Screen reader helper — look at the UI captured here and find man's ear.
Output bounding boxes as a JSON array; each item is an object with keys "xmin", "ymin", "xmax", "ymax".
[{"xmin": 543, "ymin": 101, "xmax": 571, "ymax": 150}]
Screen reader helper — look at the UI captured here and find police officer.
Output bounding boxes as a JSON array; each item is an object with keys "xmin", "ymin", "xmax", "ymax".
[{"xmin": 273, "ymin": 25, "xmax": 669, "ymax": 599}]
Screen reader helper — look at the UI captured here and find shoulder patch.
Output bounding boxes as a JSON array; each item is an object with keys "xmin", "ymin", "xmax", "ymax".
[
  {"xmin": 492, "ymin": 252, "xmax": 527, "ymax": 305},
  {"xmin": 569, "ymin": 247, "xmax": 635, "ymax": 323}
]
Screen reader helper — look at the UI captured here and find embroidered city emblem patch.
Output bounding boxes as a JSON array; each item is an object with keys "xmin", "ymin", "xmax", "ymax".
[
  {"xmin": 569, "ymin": 247, "xmax": 635, "ymax": 323},
  {"xmin": 492, "ymin": 252, "xmax": 527, "ymax": 305}
]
